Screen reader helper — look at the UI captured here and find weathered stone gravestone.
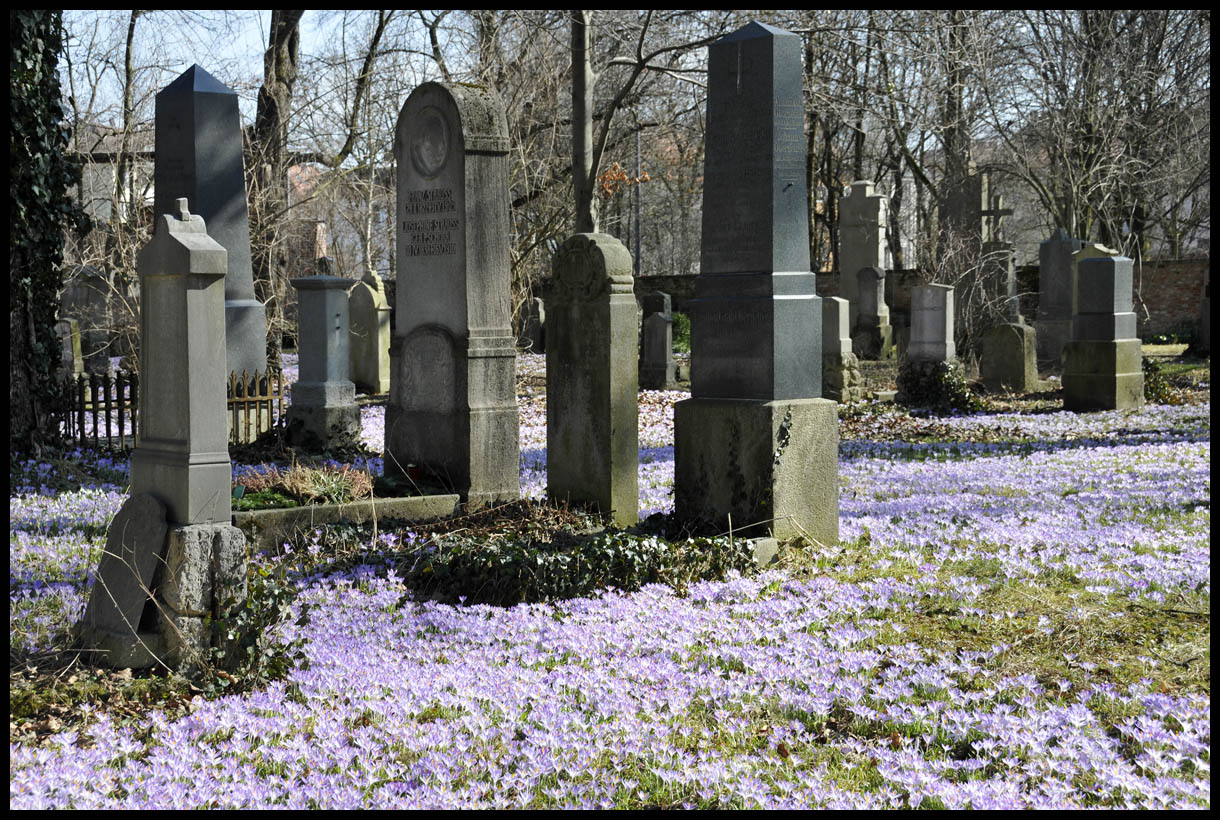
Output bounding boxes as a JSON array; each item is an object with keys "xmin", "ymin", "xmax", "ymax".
[
  {"xmin": 286, "ymin": 275, "xmax": 361, "ymax": 448},
  {"xmin": 822, "ymin": 296, "xmax": 864, "ymax": 403},
  {"xmin": 907, "ymin": 284, "xmax": 956, "ymax": 363},
  {"xmin": 1192, "ymin": 268, "xmax": 1210, "ymax": 355},
  {"xmin": 518, "ymin": 296, "xmax": 546, "ymax": 353},
  {"xmin": 1063, "ymin": 255, "xmax": 1144, "ymax": 411},
  {"xmin": 547, "ymin": 234, "xmax": 638, "ymax": 526},
  {"xmin": 348, "ymin": 272, "xmax": 391, "ymax": 394},
  {"xmin": 896, "ymin": 284, "xmax": 961, "ymax": 406},
  {"xmin": 386, "ymin": 82, "xmax": 520, "ymax": 506},
  {"xmin": 80, "ymin": 200, "xmax": 247, "ymax": 674},
  {"xmin": 639, "ymin": 312, "xmax": 678, "ymax": 389},
  {"xmin": 1035, "ymin": 228, "xmax": 1084, "ymax": 367},
  {"xmin": 55, "ymin": 318, "xmax": 84, "ymax": 376},
  {"xmin": 980, "ymin": 322, "xmax": 1038, "ymax": 393},
  {"xmin": 60, "ymin": 266, "xmax": 112, "ymax": 374},
  {"xmin": 838, "ymin": 180, "xmax": 888, "ymax": 330},
  {"xmin": 675, "ymin": 21, "xmax": 838, "ymax": 545},
  {"xmin": 852, "ymin": 267, "xmax": 894, "ymax": 359},
  {"xmin": 155, "ymin": 65, "xmax": 267, "ymax": 382}
]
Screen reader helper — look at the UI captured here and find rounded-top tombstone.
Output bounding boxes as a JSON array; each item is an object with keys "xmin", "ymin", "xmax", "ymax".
[{"xmin": 386, "ymin": 82, "xmax": 519, "ymax": 506}]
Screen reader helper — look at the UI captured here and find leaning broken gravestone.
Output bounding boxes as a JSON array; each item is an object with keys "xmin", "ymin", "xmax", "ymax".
[
  {"xmin": 386, "ymin": 82, "xmax": 520, "ymax": 506},
  {"xmin": 79, "ymin": 200, "xmax": 247, "ymax": 675},
  {"xmin": 674, "ymin": 21, "xmax": 838, "ymax": 546}
]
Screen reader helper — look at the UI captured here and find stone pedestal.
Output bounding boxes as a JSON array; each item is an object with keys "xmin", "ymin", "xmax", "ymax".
[
  {"xmin": 349, "ymin": 273, "xmax": 392, "ymax": 394},
  {"xmin": 1035, "ymin": 230, "xmax": 1084, "ymax": 369},
  {"xmin": 56, "ymin": 318, "xmax": 84, "ymax": 376},
  {"xmin": 675, "ymin": 397, "xmax": 838, "ymax": 544},
  {"xmin": 1063, "ymin": 255, "xmax": 1143, "ymax": 411},
  {"xmin": 286, "ymin": 275, "xmax": 361, "ymax": 449},
  {"xmin": 387, "ymin": 82, "xmax": 519, "ymax": 506},
  {"xmin": 547, "ymin": 233, "xmax": 638, "ymax": 526},
  {"xmin": 981, "ymin": 323, "xmax": 1038, "ymax": 393},
  {"xmin": 518, "ymin": 297, "xmax": 546, "ymax": 353}
]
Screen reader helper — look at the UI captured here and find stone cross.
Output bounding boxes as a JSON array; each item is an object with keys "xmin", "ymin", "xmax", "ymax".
[
  {"xmin": 547, "ymin": 233, "xmax": 639, "ymax": 526},
  {"xmin": 675, "ymin": 21, "xmax": 838, "ymax": 545},
  {"xmin": 387, "ymin": 82, "xmax": 520, "ymax": 506},
  {"xmin": 155, "ymin": 65, "xmax": 267, "ymax": 382}
]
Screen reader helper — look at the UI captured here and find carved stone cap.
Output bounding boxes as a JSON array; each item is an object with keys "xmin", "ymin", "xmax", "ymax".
[
  {"xmin": 399, "ymin": 81, "xmax": 510, "ymax": 155},
  {"xmin": 551, "ymin": 233, "xmax": 634, "ymax": 302},
  {"xmin": 137, "ymin": 197, "xmax": 227, "ymax": 277}
]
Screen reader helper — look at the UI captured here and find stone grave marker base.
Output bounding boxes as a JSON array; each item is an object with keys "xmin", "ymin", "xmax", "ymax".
[
  {"xmin": 1062, "ymin": 339, "xmax": 1144, "ymax": 411},
  {"xmin": 674, "ymin": 397, "xmax": 838, "ymax": 545}
]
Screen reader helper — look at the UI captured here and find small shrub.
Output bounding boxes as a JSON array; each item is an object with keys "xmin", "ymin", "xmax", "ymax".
[
  {"xmin": 671, "ymin": 311, "xmax": 691, "ymax": 353},
  {"xmin": 895, "ymin": 359, "xmax": 983, "ymax": 413},
  {"xmin": 234, "ymin": 463, "xmax": 373, "ymax": 508},
  {"xmin": 1142, "ymin": 357, "xmax": 1185, "ymax": 405}
]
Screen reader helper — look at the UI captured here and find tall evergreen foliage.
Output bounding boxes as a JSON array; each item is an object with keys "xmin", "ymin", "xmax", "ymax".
[{"xmin": 9, "ymin": 10, "xmax": 89, "ymax": 450}]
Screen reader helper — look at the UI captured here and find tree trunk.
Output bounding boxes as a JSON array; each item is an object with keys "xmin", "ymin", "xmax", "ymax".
[
  {"xmin": 250, "ymin": 9, "xmax": 304, "ymax": 370},
  {"xmin": 571, "ymin": 10, "xmax": 596, "ymax": 233}
]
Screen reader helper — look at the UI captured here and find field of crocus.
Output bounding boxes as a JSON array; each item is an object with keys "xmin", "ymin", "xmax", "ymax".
[{"xmin": 10, "ymin": 354, "xmax": 1210, "ymax": 809}]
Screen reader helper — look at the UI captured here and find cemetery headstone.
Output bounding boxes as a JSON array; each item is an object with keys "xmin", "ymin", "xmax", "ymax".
[
  {"xmin": 386, "ymin": 82, "xmax": 520, "ymax": 506},
  {"xmin": 155, "ymin": 65, "xmax": 267, "ymax": 382},
  {"xmin": 822, "ymin": 296, "xmax": 864, "ymax": 403},
  {"xmin": 518, "ymin": 296, "xmax": 546, "ymax": 353},
  {"xmin": 348, "ymin": 271, "xmax": 392, "ymax": 394},
  {"xmin": 907, "ymin": 284, "xmax": 956, "ymax": 363},
  {"xmin": 1063, "ymin": 255, "xmax": 1144, "ymax": 410},
  {"xmin": 980, "ymin": 322, "xmax": 1038, "ymax": 393},
  {"xmin": 674, "ymin": 21, "xmax": 838, "ymax": 544},
  {"xmin": 55, "ymin": 318, "xmax": 84, "ymax": 376},
  {"xmin": 838, "ymin": 180, "xmax": 889, "ymax": 329},
  {"xmin": 547, "ymin": 233, "xmax": 639, "ymax": 525},
  {"xmin": 1191, "ymin": 268, "xmax": 1209, "ymax": 355},
  {"xmin": 639, "ymin": 312, "xmax": 678, "ymax": 390},
  {"xmin": 639, "ymin": 290, "xmax": 672, "ymax": 321},
  {"xmin": 851, "ymin": 266, "xmax": 894, "ymax": 359},
  {"xmin": 60, "ymin": 266, "xmax": 112, "ymax": 373},
  {"xmin": 81, "ymin": 200, "xmax": 248, "ymax": 674},
  {"xmin": 286, "ymin": 275, "xmax": 361, "ymax": 448},
  {"xmin": 1035, "ymin": 228, "xmax": 1084, "ymax": 367}
]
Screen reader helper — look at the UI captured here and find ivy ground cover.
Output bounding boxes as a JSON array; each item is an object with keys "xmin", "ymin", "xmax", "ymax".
[{"xmin": 10, "ymin": 356, "xmax": 1210, "ymax": 809}]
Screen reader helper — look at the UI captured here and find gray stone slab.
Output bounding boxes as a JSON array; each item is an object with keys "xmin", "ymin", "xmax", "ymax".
[
  {"xmin": 130, "ymin": 201, "xmax": 232, "ymax": 526},
  {"xmin": 387, "ymin": 82, "xmax": 519, "ymax": 507},
  {"xmin": 155, "ymin": 65, "xmax": 266, "ymax": 380},
  {"xmin": 1073, "ymin": 312, "xmax": 1137, "ymax": 341},
  {"xmin": 232, "ymin": 493, "xmax": 461, "ymax": 552},
  {"xmin": 839, "ymin": 181, "xmax": 888, "ymax": 326},
  {"xmin": 1076, "ymin": 256, "xmax": 1134, "ymax": 316},
  {"xmin": 349, "ymin": 275, "xmax": 391, "ymax": 394},
  {"xmin": 675, "ymin": 397, "xmax": 838, "ymax": 545},
  {"xmin": 908, "ymin": 284, "xmax": 955, "ymax": 362},
  {"xmin": 80, "ymin": 493, "xmax": 168, "ymax": 639},
  {"xmin": 981, "ymin": 322, "xmax": 1038, "ymax": 392},
  {"xmin": 640, "ymin": 312, "xmax": 677, "ymax": 389},
  {"xmin": 547, "ymin": 233, "xmax": 639, "ymax": 526}
]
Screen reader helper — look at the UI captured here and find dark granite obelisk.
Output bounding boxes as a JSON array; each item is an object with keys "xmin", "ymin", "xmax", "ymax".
[
  {"xmin": 155, "ymin": 65, "xmax": 267, "ymax": 381},
  {"xmin": 675, "ymin": 22, "xmax": 838, "ymax": 544}
]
